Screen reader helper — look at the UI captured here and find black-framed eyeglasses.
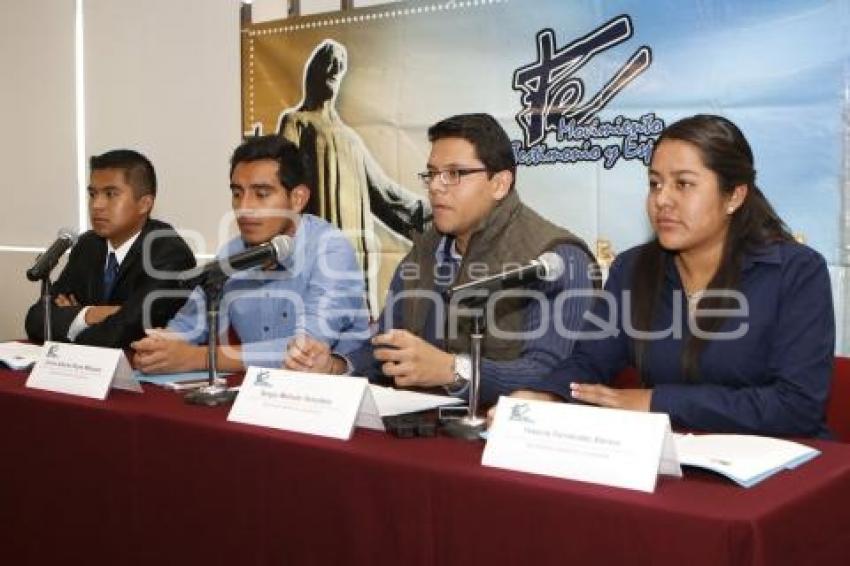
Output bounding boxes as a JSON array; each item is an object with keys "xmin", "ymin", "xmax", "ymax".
[{"xmin": 417, "ymin": 168, "xmax": 488, "ymax": 187}]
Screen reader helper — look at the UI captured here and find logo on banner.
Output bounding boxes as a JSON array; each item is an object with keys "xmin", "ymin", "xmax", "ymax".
[{"xmin": 512, "ymin": 14, "xmax": 664, "ymax": 169}]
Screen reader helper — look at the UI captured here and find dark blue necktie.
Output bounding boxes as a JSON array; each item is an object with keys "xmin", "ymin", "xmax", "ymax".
[{"xmin": 102, "ymin": 252, "xmax": 119, "ymax": 301}]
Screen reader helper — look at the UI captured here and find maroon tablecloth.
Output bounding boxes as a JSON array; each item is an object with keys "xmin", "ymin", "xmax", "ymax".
[{"xmin": 2, "ymin": 370, "xmax": 849, "ymax": 566}]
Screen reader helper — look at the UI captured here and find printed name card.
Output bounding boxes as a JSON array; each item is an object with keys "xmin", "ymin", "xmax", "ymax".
[
  {"xmin": 26, "ymin": 341, "xmax": 142, "ymax": 400},
  {"xmin": 227, "ymin": 367, "xmax": 381, "ymax": 440},
  {"xmin": 482, "ymin": 397, "xmax": 682, "ymax": 493}
]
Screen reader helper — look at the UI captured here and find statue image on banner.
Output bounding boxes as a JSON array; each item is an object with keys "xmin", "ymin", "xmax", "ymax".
[{"xmin": 277, "ymin": 39, "xmax": 431, "ymax": 318}]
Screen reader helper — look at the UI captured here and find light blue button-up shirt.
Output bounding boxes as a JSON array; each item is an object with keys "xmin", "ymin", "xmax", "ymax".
[{"xmin": 167, "ymin": 214, "xmax": 370, "ymax": 368}]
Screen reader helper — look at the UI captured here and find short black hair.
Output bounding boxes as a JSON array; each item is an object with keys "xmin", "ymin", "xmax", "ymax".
[
  {"xmin": 230, "ymin": 135, "xmax": 308, "ymax": 191},
  {"xmin": 89, "ymin": 149, "xmax": 157, "ymax": 198},
  {"xmin": 427, "ymin": 113, "xmax": 516, "ymax": 190}
]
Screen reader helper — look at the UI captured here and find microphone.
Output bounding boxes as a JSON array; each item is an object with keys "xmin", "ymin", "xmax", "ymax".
[
  {"xmin": 179, "ymin": 234, "xmax": 294, "ymax": 286},
  {"xmin": 26, "ymin": 228, "xmax": 78, "ymax": 281},
  {"xmin": 446, "ymin": 251, "xmax": 565, "ymax": 299}
]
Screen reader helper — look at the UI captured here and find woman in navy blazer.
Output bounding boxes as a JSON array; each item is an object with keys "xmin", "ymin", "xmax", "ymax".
[{"xmin": 536, "ymin": 114, "xmax": 835, "ymax": 437}]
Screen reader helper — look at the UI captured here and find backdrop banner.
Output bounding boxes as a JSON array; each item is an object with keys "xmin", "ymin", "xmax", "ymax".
[{"xmin": 242, "ymin": 0, "xmax": 849, "ymax": 324}]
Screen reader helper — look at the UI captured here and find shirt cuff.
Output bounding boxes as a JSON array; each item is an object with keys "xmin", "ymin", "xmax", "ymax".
[
  {"xmin": 648, "ymin": 384, "xmax": 678, "ymax": 415},
  {"xmin": 334, "ymin": 354, "xmax": 355, "ymax": 376},
  {"xmin": 443, "ymin": 381, "xmax": 470, "ymax": 399},
  {"xmin": 66, "ymin": 307, "xmax": 91, "ymax": 341}
]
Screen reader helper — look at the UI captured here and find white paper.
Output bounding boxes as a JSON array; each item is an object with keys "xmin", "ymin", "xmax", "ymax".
[
  {"xmin": 227, "ymin": 367, "xmax": 371, "ymax": 440},
  {"xmin": 26, "ymin": 341, "xmax": 142, "ymax": 399},
  {"xmin": 352, "ymin": 385, "xmax": 462, "ymax": 431},
  {"xmin": 483, "ymin": 397, "xmax": 681, "ymax": 493},
  {"xmin": 134, "ymin": 370, "xmax": 212, "ymax": 385},
  {"xmin": 0, "ymin": 342, "xmax": 43, "ymax": 370},
  {"xmin": 674, "ymin": 433, "xmax": 820, "ymax": 487},
  {"xmin": 366, "ymin": 384, "xmax": 463, "ymax": 417}
]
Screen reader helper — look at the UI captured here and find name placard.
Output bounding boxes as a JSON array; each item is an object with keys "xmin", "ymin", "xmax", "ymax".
[
  {"xmin": 26, "ymin": 341, "xmax": 142, "ymax": 400},
  {"xmin": 227, "ymin": 367, "xmax": 381, "ymax": 440},
  {"xmin": 482, "ymin": 397, "xmax": 682, "ymax": 493}
]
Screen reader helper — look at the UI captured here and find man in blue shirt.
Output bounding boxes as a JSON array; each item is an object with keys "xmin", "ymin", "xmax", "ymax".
[
  {"xmin": 285, "ymin": 114, "xmax": 596, "ymax": 406},
  {"xmin": 132, "ymin": 135, "xmax": 369, "ymax": 373}
]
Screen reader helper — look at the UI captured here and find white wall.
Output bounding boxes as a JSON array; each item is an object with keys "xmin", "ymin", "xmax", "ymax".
[
  {"xmin": 252, "ymin": 0, "xmax": 402, "ymax": 22},
  {"xmin": 353, "ymin": 0, "xmax": 401, "ymax": 6},
  {"xmin": 300, "ymin": 0, "xmax": 343, "ymax": 15},
  {"xmin": 0, "ymin": 0, "xmax": 78, "ymax": 339},
  {"xmin": 0, "ymin": 0, "xmax": 242, "ymax": 341},
  {"xmin": 252, "ymin": 0, "xmax": 288, "ymax": 23},
  {"xmin": 0, "ymin": 0, "xmax": 78, "ymax": 247},
  {"xmin": 85, "ymin": 0, "xmax": 243, "ymax": 255}
]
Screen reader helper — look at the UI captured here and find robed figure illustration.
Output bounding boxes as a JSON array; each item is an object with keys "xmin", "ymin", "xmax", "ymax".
[{"xmin": 278, "ymin": 39, "xmax": 431, "ymax": 317}]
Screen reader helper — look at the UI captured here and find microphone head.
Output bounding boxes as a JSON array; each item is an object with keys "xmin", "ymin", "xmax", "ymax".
[
  {"xmin": 57, "ymin": 227, "xmax": 79, "ymax": 245},
  {"xmin": 269, "ymin": 234, "xmax": 294, "ymax": 263},
  {"xmin": 538, "ymin": 251, "xmax": 565, "ymax": 282}
]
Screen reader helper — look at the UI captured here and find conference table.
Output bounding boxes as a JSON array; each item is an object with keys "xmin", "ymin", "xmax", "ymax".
[{"xmin": 1, "ymin": 369, "xmax": 849, "ymax": 566}]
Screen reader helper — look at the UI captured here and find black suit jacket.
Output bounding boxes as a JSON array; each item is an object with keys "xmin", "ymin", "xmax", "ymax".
[{"xmin": 25, "ymin": 218, "xmax": 196, "ymax": 348}]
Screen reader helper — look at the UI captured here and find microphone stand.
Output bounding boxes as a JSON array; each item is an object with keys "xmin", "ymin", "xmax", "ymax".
[
  {"xmin": 40, "ymin": 277, "xmax": 53, "ymax": 343},
  {"xmin": 184, "ymin": 275, "xmax": 237, "ymax": 406},
  {"xmin": 467, "ymin": 314, "xmax": 485, "ymax": 428},
  {"xmin": 439, "ymin": 261, "xmax": 556, "ymax": 439},
  {"xmin": 441, "ymin": 296, "xmax": 488, "ymax": 440}
]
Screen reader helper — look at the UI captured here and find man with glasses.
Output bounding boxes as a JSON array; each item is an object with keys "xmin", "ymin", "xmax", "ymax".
[{"xmin": 285, "ymin": 113, "xmax": 596, "ymax": 407}]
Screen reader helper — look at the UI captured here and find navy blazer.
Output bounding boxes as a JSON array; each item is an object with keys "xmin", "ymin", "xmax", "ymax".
[
  {"xmin": 542, "ymin": 240, "xmax": 835, "ymax": 438},
  {"xmin": 25, "ymin": 218, "xmax": 196, "ymax": 349}
]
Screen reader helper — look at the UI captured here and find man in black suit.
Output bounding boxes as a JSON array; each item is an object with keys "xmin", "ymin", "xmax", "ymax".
[{"xmin": 25, "ymin": 149, "xmax": 195, "ymax": 349}]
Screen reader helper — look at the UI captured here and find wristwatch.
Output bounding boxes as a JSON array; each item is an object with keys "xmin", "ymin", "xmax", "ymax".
[{"xmin": 445, "ymin": 354, "xmax": 472, "ymax": 394}]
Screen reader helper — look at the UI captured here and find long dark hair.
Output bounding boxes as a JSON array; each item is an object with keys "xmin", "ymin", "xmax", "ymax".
[{"xmin": 632, "ymin": 114, "xmax": 793, "ymax": 380}]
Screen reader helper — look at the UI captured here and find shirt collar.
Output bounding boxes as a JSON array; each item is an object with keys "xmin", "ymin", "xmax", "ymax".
[
  {"xmin": 435, "ymin": 235, "xmax": 462, "ymax": 266},
  {"xmin": 663, "ymin": 241, "xmax": 784, "ymax": 285},
  {"xmin": 107, "ymin": 230, "xmax": 142, "ymax": 266},
  {"xmin": 740, "ymin": 241, "xmax": 782, "ymax": 271},
  {"xmin": 235, "ymin": 215, "xmax": 305, "ymax": 271},
  {"xmin": 279, "ymin": 218, "xmax": 306, "ymax": 271}
]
